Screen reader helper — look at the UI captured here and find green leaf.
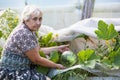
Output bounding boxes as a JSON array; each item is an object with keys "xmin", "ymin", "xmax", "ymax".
[
  {"xmin": 85, "ymin": 60, "xmax": 96, "ymax": 69},
  {"xmin": 48, "ymin": 42, "xmax": 57, "ymax": 47},
  {"xmin": 38, "ymin": 32, "xmax": 58, "ymax": 47},
  {"xmin": 95, "ymin": 20, "xmax": 118, "ymax": 40},
  {"xmin": 108, "ymin": 24, "xmax": 118, "ymax": 39},
  {"xmin": 77, "ymin": 49, "xmax": 95, "ymax": 62},
  {"xmin": 39, "ymin": 50, "xmax": 46, "ymax": 58},
  {"xmin": 49, "ymin": 51, "xmax": 60, "ymax": 63},
  {"xmin": 88, "ymin": 52, "xmax": 100, "ymax": 61},
  {"xmin": 77, "ymin": 49, "xmax": 99, "ymax": 68},
  {"xmin": 36, "ymin": 65, "xmax": 49, "ymax": 75},
  {"xmin": 102, "ymin": 58, "xmax": 112, "ymax": 68},
  {"xmin": 113, "ymin": 36, "xmax": 120, "ymax": 51},
  {"xmin": 45, "ymin": 32, "xmax": 53, "ymax": 44}
]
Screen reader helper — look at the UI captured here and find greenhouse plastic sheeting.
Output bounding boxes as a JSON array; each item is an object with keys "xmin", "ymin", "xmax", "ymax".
[
  {"xmin": 47, "ymin": 64, "xmax": 120, "ymax": 78},
  {"xmin": 39, "ymin": 18, "xmax": 120, "ymax": 42}
]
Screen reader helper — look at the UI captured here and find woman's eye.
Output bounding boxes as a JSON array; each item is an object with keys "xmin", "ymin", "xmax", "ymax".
[
  {"xmin": 39, "ymin": 17, "xmax": 42, "ymax": 21},
  {"xmin": 33, "ymin": 17, "xmax": 37, "ymax": 21},
  {"xmin": 32, "ymin": 17, "xmax": 42, "ymax": 21}
]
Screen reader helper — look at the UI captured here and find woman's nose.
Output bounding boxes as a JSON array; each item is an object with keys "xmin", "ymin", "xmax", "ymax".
[{"xmin": 37, "ymin": 20, "xmax": 41, "ymax": 25}]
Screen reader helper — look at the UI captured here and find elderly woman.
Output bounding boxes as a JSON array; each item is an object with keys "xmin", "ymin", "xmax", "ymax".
[{"xmin": 0, "ymin": 5, "xmax": 69, "ymax": 80}]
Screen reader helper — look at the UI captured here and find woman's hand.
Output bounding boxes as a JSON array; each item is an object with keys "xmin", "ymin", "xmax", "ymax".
[
  {"xmin": 56, "ymin": 64, "xmax": 65, "ymax": 69},
  {"xmin": 57, "ymin": 44, "xmax": 70, "ymax": 53}
]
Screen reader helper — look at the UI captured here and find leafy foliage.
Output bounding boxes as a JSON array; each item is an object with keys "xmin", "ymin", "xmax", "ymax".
[
  {"xmin": 0, "ymin": 8, "xmax": 19, "ymax": 58},
  {"xmin": 113, "ymin": 33, "xmax": 120, "ymax": 51},
  {"xmin": 95, "ymin": 20, "xmax": 118, "ymax": 40},
  {"xmin": 0, "ymin": 8, "xmax": 19, "ymax": 40},
  {"xmin": 95, "ymin": 20, "xmax": 120, "ymax": 69},
  {"xmin": 52, "ymin": 20, "xmax": 120, "ymax": 79},
  {"xmin": 77, "ymin": 49, "xmax": 100, "ymax": 68},
  {"xmin": 49, "ymin": 50, "xmax": 60, "ymax": 63},
  {"xmin": 36, "ymin": 65, "xmax": 50, "ymax": 75},
  {"xmin": 52, "ymin": 68, "xmax": 92, "ymax": 80},
  {"xmin": 102, "ymin": 48, "xmax": 120, "ymax": 69},
  {"xmin": 38, "ymin": 32, "xmax": 58, "ymax": 47}
]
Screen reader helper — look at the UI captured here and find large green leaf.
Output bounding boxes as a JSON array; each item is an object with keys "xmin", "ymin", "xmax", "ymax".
[
  {"xmin": 77, "ymin": 49, "xmax": 100, "ymax": 68},
  {"xmin": 36, "ymin": 65, "xmax": 49, "ymax": 75},
  {"xmin": 39, "ymin": 50, "xmax": 46, "ymax": 58},
  {"xmin": 95, "ymin": 20, "xmax": 118, "ymax": 40},
  {"xmin": 85, "ymin": 60, "xmax": 96, "ymax": 69},
  {"xmin": 38, "ymin": 32, "xmax": 58, "ymax": 47},
  {"xmin": 49, "ymin": 50, "xmax": 60, "ymax": 63},
  {"xmin": 77, "ymin": 49, "xmax": 95, "ymax": 61},
  {"xmin": 45, "ymin": 32, "xmax": 53, "ymax": 44}
]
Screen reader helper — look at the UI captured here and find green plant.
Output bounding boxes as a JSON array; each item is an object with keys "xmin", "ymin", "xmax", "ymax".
[
  {"xmin": 0, "ymin": 8, "xmax": 19, "ymax": 57},
  {"xmin": 95, "ymin": 20, "xmax": 120, "ymax": 69},
  {"xmin": 52, "ymin": 68, "xmax": 90, "ymax": 80},
  {"xmin": 52, "ymin": 68, "xmax": 96, "ymax": 80},
  {"xmin": 49, "ymin": 50, "xmax": 60, "ymax": 63},
  {"xmin": 0, "ymin": 8, "xmax": 19, "ymax": 40},
  {"xmin": 38, "ymin": 32, "xmax": 58, "ymax": 47},
  {"xmin": 95, "ymin": 20, "xmax": 118, "ymax": 40},
  {"xmin": 77, "ymin": 49, "xmax": 100, "ymax": 68}
]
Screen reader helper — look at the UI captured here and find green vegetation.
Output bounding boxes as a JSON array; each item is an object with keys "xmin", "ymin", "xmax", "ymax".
[
  {"xmin": 0, "ymin": 8, "xmax": 19, "ymax": 58},
  {"xmin": 0, "ymin": 8, "xmax": 19, "ymax": 40},
  {"xmin": 49, "ymin": 51, "xmax": 60, "ymax": 63},
  {"xmin": 77, "ymin": 49, "xmax": 100, "ymax": 68},
  {"xmin": 51, "ymin": 20, "xmax": 120, "ymax": 80}
]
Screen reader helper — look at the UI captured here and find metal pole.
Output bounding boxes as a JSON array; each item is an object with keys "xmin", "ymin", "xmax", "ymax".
[{"xmin": 81, "ymin": 0, "xmax": 95, "ymax": 20}]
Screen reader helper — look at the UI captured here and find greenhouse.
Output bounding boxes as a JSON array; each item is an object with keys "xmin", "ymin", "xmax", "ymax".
[{"xmin": 0, "ymin": 0, "xmax": 120, "ymax": 80}]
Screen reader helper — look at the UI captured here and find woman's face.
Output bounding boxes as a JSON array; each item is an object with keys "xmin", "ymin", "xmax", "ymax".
[{"xmin": 25, "ymin": 12, "xmax": 42, "ymax": 31}]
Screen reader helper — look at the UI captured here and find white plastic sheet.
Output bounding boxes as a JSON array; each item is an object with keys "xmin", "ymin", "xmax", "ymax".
[
  {"xmin": 38, "ymin": 18, "xmax": 120, "ymax": 42},
  {"xmin": 47, "ymin": 63, "xmax": 120, "ymax": 78}
]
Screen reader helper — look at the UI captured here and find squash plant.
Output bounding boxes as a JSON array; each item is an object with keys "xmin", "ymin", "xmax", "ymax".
[
  {"xmin": 95, "ymin": 20, "xmax": 120, "ymax": 69},
  {"xmin": 36, "ymin": 32, "xmax": 61, "ymax": 75},
  {"xmin": 51, "ymin": 20, "xmax": 120, "ymax": 80},
  {"xmin": 37, "ymin": 32, "xmax": 60, "ymax": 62},
  {"xmin": 77, "ymin": 49, "xmax": 100, "ymax": 68},
  {"xmin": 37, "ymin": 32, "xmax": 58, "ymax": 47}
]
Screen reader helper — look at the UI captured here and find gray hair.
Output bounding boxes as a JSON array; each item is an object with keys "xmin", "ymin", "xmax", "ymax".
[{"xmin": 21, "ymin": 5, "xmax": 42, "ymax": 22}]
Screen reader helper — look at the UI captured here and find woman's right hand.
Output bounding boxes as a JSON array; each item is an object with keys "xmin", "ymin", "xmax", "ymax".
[{"xmin": 56, "ymin": 64, "xmax": 65, "ymax": 69}]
